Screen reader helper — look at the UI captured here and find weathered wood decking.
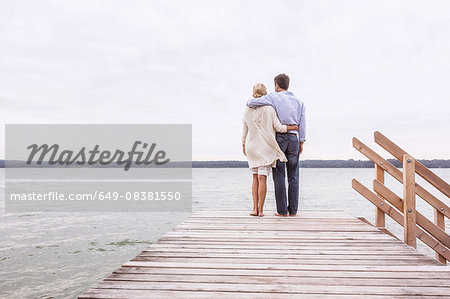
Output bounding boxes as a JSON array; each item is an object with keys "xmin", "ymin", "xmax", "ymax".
[{"xmin": 79, "ymin": 210, "xmax": 450, "ymax": 298}]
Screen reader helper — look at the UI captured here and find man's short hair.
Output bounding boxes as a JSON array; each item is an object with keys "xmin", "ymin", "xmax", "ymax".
[{"xmin": 274, "ymin": 73, "xmax": 290, "ymax": 90}]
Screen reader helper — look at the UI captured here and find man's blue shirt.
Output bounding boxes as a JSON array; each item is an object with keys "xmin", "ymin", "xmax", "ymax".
[{"xmin": 247, "ymin": 91, "xmax": 306, "ymax": 142}]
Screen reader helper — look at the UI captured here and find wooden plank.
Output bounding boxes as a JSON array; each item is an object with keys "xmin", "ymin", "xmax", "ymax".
[
  {"xmin": 175, "ymin": 226, "xmax": 378, "ymax": 232},
  {"xmin": 158, "ymin": 237, "xmax": 405, "ymax": 244},
  {"xmin": 182, "ymin": 221, "xmax": 365, "ymax": 226},
  {"xmin": 130, "ymin": 257, "xmax": 438, "ymax": 266},
  {"xmin": 89, "ymin": 281, "xmax": 450, "ymax": 296},
  {"xmin": 176, "ymin": 225, "xmax": 378, "ymax": 229},
  {"xmin": 193, "ymin": 209, "xmax": 348, "ymax": 214},
  {"xmin": 154, "ymin": 239, "xmax": 411, "ymax": 245},
  {"xmin": 137, "ymin": 250, "xmax": 431, "ymax": 260},
  {"xmin": 79, "ymin": 289, "xmax": 398, "ymax": 299},
  {"xmin": 169, "ymin": 231, "xmax": 394, "ymax": 237},
  {"xmin": 123, "ymin": 261, "xmax": 450, "ymax": 272},
  {"xmin": 375, "ymin": 164, "xmax": 386, "ymax": 228},
  {"xmin": 164, "ymin": 235, "xmax": 394, "ymax": 242},
  {"xmin": 181, "ymin": 224, "xmax": 365, "ymax": 229},
  {"xmin": 106, "ymin": 273, "xmax": 450, "ymax": 286},
  {"xmin": 165, "ymin": 234, "xmax": 393, "ymax": 240},
  {"xmin": 353, "ymin": 137, "xmax": 450, "ymax": 218},
  {"xmin": 166, "ymin": 232, "xmax": 392, "ymax": 238},
  {"xmin": 374, "ymin": 131, "xmax": 450, "ymax": 198},
  {"xmin": 435, "ymin": 208, "xmax": 447, "ymax": 264},
  {"xmin": 144, "ymin": 247, "xmax": 423, "ymax": 255},
  {"xmin": 151, "ymin": 244, "xmax": 418, "ymax": 251},
  {"xmin": 185, "ymin": 217, "xmax": 362, "ymax": 221},
  {"xmin": 178, "ymin": 221, "xmax": 373, "ymax": 226},
  {"xmin": 187, "ymin": 217, "xmax": 358, "ymax": 222},
  {"xmin": 403, "ymin": 154, "xmax": 417, "ymax": 248},
  {"xmin": 114, "ymin": 266, "xmax": 450, "ymax": 279},
  {"xmin": 136, "ymin": 253, "xmax": 434, "ymax": 262},
  {"xmin": 191, "ymin": 212, "xmax": 352, "ymax": 219},
  {"xmin": 153, "ymin": 244, "xmax": 418, "ymax": 251}
]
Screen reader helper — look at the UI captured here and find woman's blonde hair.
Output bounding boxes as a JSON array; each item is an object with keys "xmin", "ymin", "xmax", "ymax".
[{"xmin": 253, "ymin": 83, "xmax": 267, "ymax": 98}]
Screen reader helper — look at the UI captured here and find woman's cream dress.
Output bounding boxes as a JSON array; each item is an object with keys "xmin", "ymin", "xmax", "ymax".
[{"xmin": 242, "ymin": 105, "xmax": 288, "ymax": 169}]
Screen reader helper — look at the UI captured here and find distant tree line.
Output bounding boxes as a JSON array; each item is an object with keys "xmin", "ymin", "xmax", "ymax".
[
  {"xmin": 1, "ymin": 159, "xmax": 450, "ymax": 168},
  {"xmin": 192, "ymin": 159, "xmax": 450, "ymax": 168}
]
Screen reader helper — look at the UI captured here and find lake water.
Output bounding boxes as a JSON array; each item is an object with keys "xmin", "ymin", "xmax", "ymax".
[{"xmin": 1, "ymin": 168, "xmax": 449, "ymax": 298}]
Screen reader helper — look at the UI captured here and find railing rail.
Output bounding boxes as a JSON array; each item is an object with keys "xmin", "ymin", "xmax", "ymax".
[
  {"xmin": 352, "ymin": 132, "xmax": 450, "ymax": 264},
  {"xmin": 374, "ymin": 131, "xmax": 450, "ymax": 198},
  {"xmin": 353, "ymin": 138, "xmax": 450, "ymax": 218}
]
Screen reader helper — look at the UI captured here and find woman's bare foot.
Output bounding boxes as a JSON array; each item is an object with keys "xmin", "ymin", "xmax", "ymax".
[
  {"xmin": 258, "ymin": 212, "xmax": 264, "ymax": 217},
  {"xmin": 249, "ymin": 210, "xmax": 258, "ymax": 216}
]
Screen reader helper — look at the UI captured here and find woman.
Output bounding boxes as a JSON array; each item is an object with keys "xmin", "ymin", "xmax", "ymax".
[{"xmin": 242, "ymin": 83, "xmax": 298, "ymax": 217}]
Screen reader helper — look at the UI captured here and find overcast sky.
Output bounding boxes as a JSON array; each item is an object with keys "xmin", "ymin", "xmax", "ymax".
[{"xmin": 1, "ymin": 0, "xmax": 449, "ymax": 160}]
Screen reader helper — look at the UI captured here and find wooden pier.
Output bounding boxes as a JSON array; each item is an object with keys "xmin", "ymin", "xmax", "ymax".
[
  {"xmin": 80, "ymin": 132, "xmax": 449, "ymax": 298},
  {"xmin": 79, "ymin": 209, "xmax": 450, "ymax": 298}
]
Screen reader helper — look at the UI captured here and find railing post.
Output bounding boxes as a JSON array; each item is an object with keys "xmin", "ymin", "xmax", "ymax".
[
  {"xmin": 434, "ymin": 209, "xmax": 447, "ymax": 264},
  {"xmin": 375, "ymin": 164, "xmax": 385, "ymax": 228},
  {"xmin": 403, "ymin": 154, "xmax": 416, "ymax": 248}
]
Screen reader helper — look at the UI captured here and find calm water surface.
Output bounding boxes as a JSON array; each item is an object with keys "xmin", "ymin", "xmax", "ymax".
[{"xmin": 1, "ymin": 168, "xmax": 449, "ymax": 298}]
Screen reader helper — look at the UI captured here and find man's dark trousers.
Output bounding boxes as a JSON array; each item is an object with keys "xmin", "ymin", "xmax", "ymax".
[{"xmin": 273, "ymin": 133, "xmax": 299, "ymax": 215}]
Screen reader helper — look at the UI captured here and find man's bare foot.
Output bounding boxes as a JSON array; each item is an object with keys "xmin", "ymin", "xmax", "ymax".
[
  {"xmin": 289, "ymin": 214, "xmax": 297, "ymax": 217},
  {"xmin": 274, "ymin": 213, "xmax": 288, "ymax": 217},
  {"xmin": 249, "ymin": 211, "xmax": 258, "ymax": 216},
  {"xmin": 258, "ymin": 212, "xmax": 264, "ymax": 217}
]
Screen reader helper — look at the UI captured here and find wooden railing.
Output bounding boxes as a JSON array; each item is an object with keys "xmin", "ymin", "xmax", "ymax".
[{"xmin": 352, "ymin": 131, "xmax": 450, "ymax": 264}]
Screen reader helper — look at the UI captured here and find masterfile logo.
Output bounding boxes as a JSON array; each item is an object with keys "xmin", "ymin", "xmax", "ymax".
[
  {"xmin": 26, "ymin": 141, "xmax": 170, "ymax": 171},
  {"xmin": 5, "ymin": 124, "xmax": 192, "ymax": 212}
]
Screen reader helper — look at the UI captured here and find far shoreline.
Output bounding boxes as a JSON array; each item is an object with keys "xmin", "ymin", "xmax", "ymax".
[
  {"xmin": 1, "ymin": 159, "xmax": 450, "ymax": 168},
  {"xmin": 190, "ymin": 159, "xmax": 450, "ymax": 168}
]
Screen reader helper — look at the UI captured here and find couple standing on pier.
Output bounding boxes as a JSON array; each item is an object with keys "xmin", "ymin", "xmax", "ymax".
[{"xmin": 242, "ymin": 73, "xmax": 306, "ymax": 217}]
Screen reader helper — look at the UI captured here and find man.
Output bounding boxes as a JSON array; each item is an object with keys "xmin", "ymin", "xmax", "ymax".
[{"xmin": 247, "ymin": 74, "xmax": 306, "ymax": 216}]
